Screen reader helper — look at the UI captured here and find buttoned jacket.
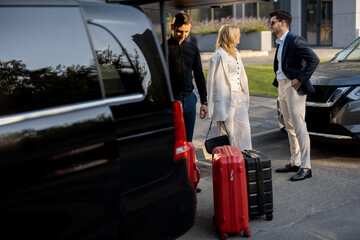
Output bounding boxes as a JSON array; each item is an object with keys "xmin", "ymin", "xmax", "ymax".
[{"xmin": 207, "ymin": 47, "xmax": 249, "ymax": 121}]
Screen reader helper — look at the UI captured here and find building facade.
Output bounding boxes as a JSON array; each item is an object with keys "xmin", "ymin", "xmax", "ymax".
[
  {"xmin": 279, "ymin": 0, "xmax": 360, "ymax": 48},
  {"xmin": 147, "ymin": 0, "xmax": 359, "ymax": 48},
  {"xmin": 189, "ymin": 0, "xmax": 359, "ymax": 48}
]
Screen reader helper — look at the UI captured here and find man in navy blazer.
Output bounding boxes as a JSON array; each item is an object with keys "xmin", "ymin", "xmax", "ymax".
[{"xmin": 270, "ymin": 9, "xmax": 319, "ymax": 181}]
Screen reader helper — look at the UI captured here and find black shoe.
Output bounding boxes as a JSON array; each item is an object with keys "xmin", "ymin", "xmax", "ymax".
[
  {"xmin": 275, "ymin": 163, "xmax": 300, "ymax": 173},
  {"xmin": 196, "ymin": 188, "xmax": 201, "ymax": 193},
  {"xmin": 290, "ymin": 169, "xmax": 312, "ymax": 181}
]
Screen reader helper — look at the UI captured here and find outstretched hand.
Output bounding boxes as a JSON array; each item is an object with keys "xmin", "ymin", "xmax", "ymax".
[{"xmin": 200, "ymin": 105, "xmax": 208, "ymax": 119}]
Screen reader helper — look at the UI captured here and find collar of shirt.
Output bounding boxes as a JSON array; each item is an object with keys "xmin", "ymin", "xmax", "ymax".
[
  {"xmin": 168, "ymin": 37, "xmax": 179, "ymax": 45},
  {"xmin": 276, "ymin": 30, "xmax": 289, "ymax": 79},
  {"xmin": 168, "ymin": 36, "xmax": 188, "ymax": 46},
  {"xmin": 276, "ymin": 30, "xmax": 289, "ymax": 45}
]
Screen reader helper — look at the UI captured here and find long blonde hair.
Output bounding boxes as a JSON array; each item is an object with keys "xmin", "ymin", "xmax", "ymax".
[{"xmin": 216, "ymin": 24, "xmax": 240, "ymax": 55}]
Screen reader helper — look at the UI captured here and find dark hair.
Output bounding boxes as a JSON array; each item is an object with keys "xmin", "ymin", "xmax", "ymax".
[
  {"xmin": 269, "ymin": 9, "xmax": 292, "ymax": 27},
  {"xmin": 172, "ymin": 12, "xmax": 192, "ymax": 27}
]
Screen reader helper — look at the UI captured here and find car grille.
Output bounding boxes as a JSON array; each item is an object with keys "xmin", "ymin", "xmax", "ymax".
[{"xmin": 307, "ymin": 86, "xmax": 338, "ymax": 103}]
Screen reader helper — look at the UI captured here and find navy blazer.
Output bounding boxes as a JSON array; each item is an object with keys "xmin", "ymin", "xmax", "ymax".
[{"xmin": 273, "ymin": 32, "xmax": 320, "ymax": 95}]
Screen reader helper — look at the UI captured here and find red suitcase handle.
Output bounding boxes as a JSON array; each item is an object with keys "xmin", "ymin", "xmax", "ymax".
[{"xmin": 194, "ymin": 164, "xmax": 200, "ymax": 188}]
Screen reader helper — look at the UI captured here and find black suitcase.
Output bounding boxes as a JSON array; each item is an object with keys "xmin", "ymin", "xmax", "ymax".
[{"xmin": 242, "ymin": 149, "xmax": 273, "ymax": 221}]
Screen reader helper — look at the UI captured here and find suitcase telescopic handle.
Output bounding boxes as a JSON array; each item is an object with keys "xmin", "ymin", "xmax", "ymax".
[
  {"xmin": 255, "ymin": 157, "xmax": 265, "ymax": 214},
  {"xmin": 194, "ymin": 165, "xmax": 200, "ymax": 188}
]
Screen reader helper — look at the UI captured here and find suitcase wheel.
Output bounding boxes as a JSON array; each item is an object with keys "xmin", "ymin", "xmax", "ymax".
[
  {"xmin": 266, "ymin": 213, "xmax": 273, "ymax": 221},
  {"xmin": 244, "ymin": 229, "xmax": 251, "ymax": 238},
  {"xmin": 220, "ymin": 232, "xmax": 228, "ymax": 240}
]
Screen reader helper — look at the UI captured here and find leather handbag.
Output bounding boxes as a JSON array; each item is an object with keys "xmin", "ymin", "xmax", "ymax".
[{"xmin": 204, "ymin": 121, "xmax": 230, "ymax": 154}]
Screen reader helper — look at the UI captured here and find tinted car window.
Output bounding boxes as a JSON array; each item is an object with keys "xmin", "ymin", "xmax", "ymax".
[
  {"xmin": 334, "ymin": 38, "xmax": 360, "ymax": 61},
  {"xmin": 0, "ymin": 7, "xmax": 102, "ymax": 116},
  {"xmin": 84, "ymin": 5, "xmax": 171, "ymax": 107},
  {"xmin": 130, "ymin": 28, "xmax": 171, "ymax": 105},
  {"xmin": 346, "ymin": 45, "xmax": 360, "ymax": 61},
  {"xmin": 88, "ymin": 23, "xmax": 143, "ymax": 97}
]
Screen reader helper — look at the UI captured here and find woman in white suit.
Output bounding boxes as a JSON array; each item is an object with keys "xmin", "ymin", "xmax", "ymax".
[{"xmin": 207, "ymin": 24, "xmax": 252, "ymax": 151}]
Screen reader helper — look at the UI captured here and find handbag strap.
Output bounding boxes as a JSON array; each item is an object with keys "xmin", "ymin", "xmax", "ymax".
[{"xmin": 205, "ymin": 120, "xmax": 229, "ymax": 140}]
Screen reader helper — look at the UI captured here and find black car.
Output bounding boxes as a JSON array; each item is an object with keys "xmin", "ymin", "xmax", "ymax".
[
  {"xmin": 0, "ymin": 0, "xmax": 195, "ymax": 239},
  {"xmin": 278, "ymin": 38, "xmax": 360, "ymax": 144}
]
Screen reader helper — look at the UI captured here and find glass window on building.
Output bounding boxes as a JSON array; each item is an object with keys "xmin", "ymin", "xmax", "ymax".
[
  {"xmin": 320, "ymin": 0, "xmax": 332, "ymax": 45},
  {"xmin": 188, "ymin": 8, "xmax": 206, "ymax": 23},
  {"xmin": 189, "ymin": 6, "xmax": 232, "ymax": 23},
  {"xmin": 245, "ymin": 3, "xmax": 257, "ymax": 18},
  {"xmin": 259, "ymin": 1, "xmax": 276, "ymax": 18},
  {"xmin": 305, "ymin": 0, "xmax": 332, "ymax": 46},
  {"xmin": 213, "ymin": 6, "xmax": 233, "ymax": 19},
  {"xmin": 306, "ymin": 0, "xmax": 317, "ymax": 45}
]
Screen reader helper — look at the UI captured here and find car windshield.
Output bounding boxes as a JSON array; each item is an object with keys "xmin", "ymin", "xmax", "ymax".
[{"xmin": 333, "ymin": 37, "xmax": 360, "ymax": 62}]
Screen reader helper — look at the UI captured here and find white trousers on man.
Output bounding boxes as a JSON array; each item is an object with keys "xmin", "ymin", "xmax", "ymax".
[
  {"xmin": 217, "ymin": 91, "xmax": 252, "ymax": 151},
  {"xmin": 278, "ymin": 79, "xmax": 311, "ymax": 169}
]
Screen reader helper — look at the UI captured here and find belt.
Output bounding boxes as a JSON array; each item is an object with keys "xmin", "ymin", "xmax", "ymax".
[{"xmin": 179, "ymin": 92, "xmax": 192, "ymax": 98}]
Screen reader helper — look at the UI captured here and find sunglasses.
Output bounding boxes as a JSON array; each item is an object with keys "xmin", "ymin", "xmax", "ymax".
[{"xmin": 270, "ymin": 20, "xmax": 281, "ymax": 26}]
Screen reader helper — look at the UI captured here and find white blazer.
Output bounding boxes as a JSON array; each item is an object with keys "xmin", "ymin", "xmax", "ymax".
[{"xmin": 207, "ymin": 47, "xmax": 250, "ymax": 121}]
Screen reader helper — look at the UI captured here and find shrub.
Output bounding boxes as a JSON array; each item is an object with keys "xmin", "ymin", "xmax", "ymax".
[
  {"xmin": 152, "ymin": 16, "xmax": 269, "ymax": 38},
  {"xmin": 191, "ymin": 17, "xmax": 269, "ymax": 35}
]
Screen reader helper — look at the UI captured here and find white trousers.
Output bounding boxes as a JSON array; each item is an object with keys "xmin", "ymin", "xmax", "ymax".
[
  {"xmin": 278, "ymin": 79, "xmax": 311, "ymax": 169},
  {"xmin": 217, "ymin": 91, "xmax": 252, "ymax": 151}
]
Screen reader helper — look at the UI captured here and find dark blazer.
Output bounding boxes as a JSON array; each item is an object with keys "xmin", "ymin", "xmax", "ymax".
[{"xmin": 273, "ymin": 32, "xmax": 320, "ymax": 95}]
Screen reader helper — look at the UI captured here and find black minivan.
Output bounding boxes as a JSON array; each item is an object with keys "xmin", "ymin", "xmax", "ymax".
[{"xmin": 0, "ymin": 0, "xmax": 195, "ymax": 239}]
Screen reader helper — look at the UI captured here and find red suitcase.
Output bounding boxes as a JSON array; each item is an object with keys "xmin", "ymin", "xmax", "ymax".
[
  {"xmin": 212, "ymin": 145, "xmax": 250, "ymax": 239},
  {"xmin": 185, "ymin": 142, "xmax": 200, "ymax": 204}
]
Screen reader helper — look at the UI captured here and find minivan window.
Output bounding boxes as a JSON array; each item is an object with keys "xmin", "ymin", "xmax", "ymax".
[
  {"xmin": 85, "ymin": 14, "xmax": 170, "ymax": 105},
  {"xmin": 88, "ymin": 23, "xmax": 144, "ymax": 97},
  {"xmin": 0, "ymin": 7, "xmax": 101, "ymax": 116}
]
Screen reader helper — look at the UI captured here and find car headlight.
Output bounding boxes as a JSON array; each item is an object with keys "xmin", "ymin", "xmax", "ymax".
[
  {"xmin": 327, "ymin": 87, "xmax": 350, "ymax": 106},
  {"xmin": 347, "ymin": 86, "xmax": 360, "ymax": 101}
]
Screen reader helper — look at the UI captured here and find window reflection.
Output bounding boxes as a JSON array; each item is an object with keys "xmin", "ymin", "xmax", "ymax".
[
  {"xmin": 0, "ymin": 7, "xmax": 101, "ymax": 116},
  {"xmin": 88, "ymin": 21, "xmax": 171, "ymax": 106},
  {"xmin": 334, "ymin": 38, "xmax": 360, "ymax": 62},
  {"xmin": 132, "ymin": 29, "xmax": 170, "ymax": 104},
  {"xmin": 345, "ymin": 43, "xmax": 360, "ymax": 61},
  {"xmin": 88, "ymin": 24, "xmax": 144, "ymax": 97},
  {"xmin": 0, "ymin": 60, "xmax": 100, "ymax": 116}
]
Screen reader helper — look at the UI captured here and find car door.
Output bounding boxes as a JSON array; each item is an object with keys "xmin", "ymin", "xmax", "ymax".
[
  {"xmin": 83, "ymin": 4, "xmax": 195, "ymax": 239},
  {"xmin": 0, "ymin": 5, "xmax": 121, "ymax": 239},
  {"xmin": 85, "ymin": 5, "xmax": 175, "ymax": 191}
]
